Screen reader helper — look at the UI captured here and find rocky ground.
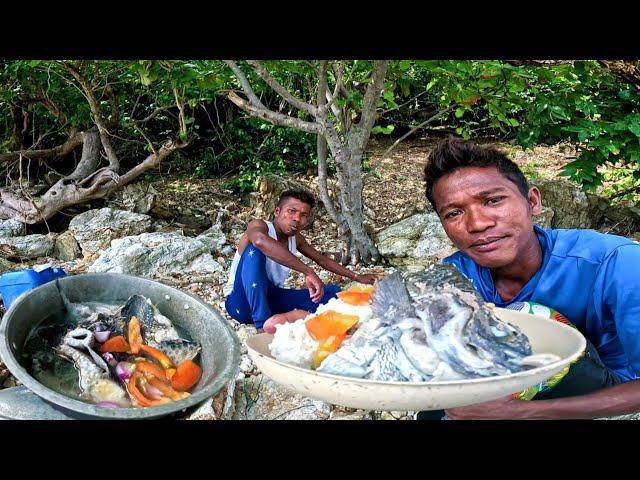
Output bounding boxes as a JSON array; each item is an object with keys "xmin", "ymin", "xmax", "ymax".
[{"xmin": 1, "ymin": 137, "xmax": 638, "ymax": 420}]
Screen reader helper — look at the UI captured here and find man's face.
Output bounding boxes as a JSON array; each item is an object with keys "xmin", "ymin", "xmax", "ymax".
[
  {"xmin": 432, "ymin": 166, "xmax": 541, "ymax": 269},
  {"xmin": 274, "ymin": 197, "xmax": 311, "ymax": 236}
]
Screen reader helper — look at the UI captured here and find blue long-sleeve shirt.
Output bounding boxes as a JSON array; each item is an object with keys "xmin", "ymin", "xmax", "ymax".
[{"xmin": 444, "ymin": 226, "xmax": 640, "ymax": 382}]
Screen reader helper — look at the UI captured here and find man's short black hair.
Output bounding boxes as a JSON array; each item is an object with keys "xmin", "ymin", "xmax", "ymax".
[
  {"xmin": 278, "ymin": 189, "xmax": 316, "ymax": 209},
  {"xmin": 423, "ymin": 136, "xmax": 530, "ymax": 211}
]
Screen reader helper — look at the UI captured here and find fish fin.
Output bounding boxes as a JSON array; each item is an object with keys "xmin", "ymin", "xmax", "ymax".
[{"xmin": 370, "ymin": 272, "xmax": 417, "ymax": 323}]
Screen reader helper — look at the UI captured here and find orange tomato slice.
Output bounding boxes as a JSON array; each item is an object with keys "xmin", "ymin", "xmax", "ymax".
[
  {"xmin": 313, "ymin": 334, "xmax": 346, "ymax": 368},
  {"xmin": 306, "ymin": 310, "xmax": 360, "ymax": 341},
  {"xmin": 170, "ymin": 360, "xmax": 202, "ymax": 392},
  {"xmin": 337, "ymin": 285, "xmax": 376, "ymax": 306}
]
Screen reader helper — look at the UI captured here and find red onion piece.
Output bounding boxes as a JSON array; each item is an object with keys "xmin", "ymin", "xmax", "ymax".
[
  {"xmin": 115, "ymin": 361, "xmax": 135, "ymax": 381},
  {"xmin": 101, "ymin": 352, "xmax": 117, "ymax": 368},
  {"xmin": 93, "ymin": 330, "xmax": 111, "ymax": 343},
  {"xmin": 143, "ymin": 383, "xmax": 164, "ymax": 400},
  {"xmin": 96, "ymin": 401, "xmax": 121, "ymax": 409}
]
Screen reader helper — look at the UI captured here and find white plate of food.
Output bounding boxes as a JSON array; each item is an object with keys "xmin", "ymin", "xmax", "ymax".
[{"xmin": 246, "ymin": 270, "xmax": 586, "ymax": 412}]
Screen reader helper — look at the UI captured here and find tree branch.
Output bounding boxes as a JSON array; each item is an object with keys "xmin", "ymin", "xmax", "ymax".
[
  {"xmin": 223, "ymin": 60, "xmax": 264, "ymax": 107},
  {"xmin": 65, "ymin": 127, "xmax": 101, "ymax": 180},
  {"xmin": 0, "ymin": 130, "xmax": 83, "ymax": 164},
  {"xmin": 0, "ymin": 142, "xmax": 181, "ymax": 224},
  {"xmin": 62, "ymin": 62, "xmax": 120, "ymax": 172},
  {"xmin": 104, "ymin": 83, "xmax": 120, "ymax": 128},
  {"xmin": 316, "ymin": 63, "xmax": 344, "ymax": 228},
  {"xmin": 599, "ymin": 60, "xmax": 640, "ymax": 90},
  {"xmin": 130, "ymin": 105, "xmax": 174, "ymax": 124},
  {"xmin": 381, "ymin": 104, "xmax": 456, "ymax": 158},
  {"xmin": 357, "ymin": 60, "xmax": 389, "ymax": 133},
  {"xmin": 173, "ymin": 87, "xmax": 189, "ymax": 145},
  {"xmin": 226, "ymin": 91, "xmax": 322, "ymax": 135},
  {"xmin": 247, "ymin": 60, "xmax": 317, "ymax": 117}
]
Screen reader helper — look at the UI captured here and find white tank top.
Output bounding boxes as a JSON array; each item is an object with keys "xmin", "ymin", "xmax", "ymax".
[{"xmin": 223, "ymin": 221, "xmax": 298, "ymax": 296}]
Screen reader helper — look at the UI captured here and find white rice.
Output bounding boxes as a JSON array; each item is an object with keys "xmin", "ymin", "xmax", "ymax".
[
  {"xmin": 268, "ymin": 297, "xmax": 373, "ymax": 369},
  {"xmin": 268, "ymin": 319, "xmax": 319, "ymax": 369}
]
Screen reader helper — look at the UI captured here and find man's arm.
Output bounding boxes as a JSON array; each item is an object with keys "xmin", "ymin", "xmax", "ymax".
[
  {"xmin": 445, "ymin": 380, "xmax": 640, "ymax": 419},
  {"xmin": 296, "ymin": 234, "xmax": 376, "ymax": 285},
  {"xmin": 247, "ymin": 220, "xmax": 324, "ymax": 302}
]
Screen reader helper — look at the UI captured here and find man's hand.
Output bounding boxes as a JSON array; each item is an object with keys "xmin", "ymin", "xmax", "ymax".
[
  {"xmin": 355, "ymin": 273, "xmax": 378, "ymax": 285},
  {"xmin": 445, "ymin": 395, "xmax": 528, "ymax": 420},
  {"xmin": 306, "ymin": 271, "xmax": 325, "ymax": 303}
]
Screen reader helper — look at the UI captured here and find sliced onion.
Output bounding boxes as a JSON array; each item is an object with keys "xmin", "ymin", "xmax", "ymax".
[
  {"xmin": 101, "ymin": 352, "xmax": 117, "ymax": 368},
  {"xmin": 97, "ymin": 401, "xmax": 121, "ymax": 409},
  {"xmin": 115, "ymin": 361, "xmax": 135, "ymax": 381},
  {"xmin": 93, "ymin": 330, "xmax": 111, "ymax": 343},
  {"xmin": 143, "ymin": 383, "xmax": 164, "ymax": 400}
]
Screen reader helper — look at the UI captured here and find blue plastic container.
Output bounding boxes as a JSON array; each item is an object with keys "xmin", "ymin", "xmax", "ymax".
[{"xmin": 0, "ymin": 266, "xmax": 67, "ymax": 310}]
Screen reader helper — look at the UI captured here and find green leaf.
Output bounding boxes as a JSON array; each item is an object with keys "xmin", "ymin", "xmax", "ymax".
[
  {"xmin": 372, "ymin": 124, "xmax": 395, "ymax": 135},
  {"xmin": 399, "ymin": 60, "xmax": 411, "ymax": 71},
  {"xmin": 28, "ymin": 60, "xmax": 42, "ymax": 67},
  {"xmin": 455, "ymin": 107, "xmax": 465, "ymax": 119},
  {"xmin": 628, "ymin": 122, "xmax": 640, "ymax": 138},
  {"xmin": 139, "ymin": 73, "xmax": 155, "ymax": 86},
  {"xmin": 605, "ymin": 143, "xmax": 620, "ymax": 155},
  {"xmin": 383, "ymin": 90, "xmax": 394, "ymax": 102}
]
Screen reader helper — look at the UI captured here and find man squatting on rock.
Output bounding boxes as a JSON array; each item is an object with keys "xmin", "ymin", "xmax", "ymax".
[{"xmin": 224, "ymin": 190, "xmax": 377, "ymax": 334}]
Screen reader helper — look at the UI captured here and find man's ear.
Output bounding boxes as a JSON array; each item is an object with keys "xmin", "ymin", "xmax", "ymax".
[
  {"xmin": 528, "ymin": 186, "xmax": 542, "ymax": 216},
  {"xmin": 274, "ymin": 205, "xmax": 281, "ymax": 217}
]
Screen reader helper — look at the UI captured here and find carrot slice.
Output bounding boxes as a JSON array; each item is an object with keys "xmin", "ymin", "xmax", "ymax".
[
  {"xmin": 140, "ymin": 344, "xmax": 174, "ymax": 369},
  {"xmin": 170, "ymin": 360, "xmax": 202, "ymax": 392},
  {"xmin": 147, "ymin": 376, "xmax": 191, "ymax": 400},
  {"xmin": 306, "ymin": 310, "xmax": 360, "ymax": 341},
  {"xmin": 99, "ymin": 335, "xmax": 130, "ymax": 353},
  {"xmin": 337, "ymin": 285, "xmax": 376, "ymax": 306},
  {"xmin": 135, "ymin": 361, "xmax": 168, "ymax": 383},
  {"xmin": 128, "ymin": 316, "xmax": 144, "ymax": 355},
  {"xmin": 127, "ymin": 371, "xmax": 170, "ymax": 407},
  {"xmin": 313, "ymin": 334, "xmax": 346, "ymax": 368}
]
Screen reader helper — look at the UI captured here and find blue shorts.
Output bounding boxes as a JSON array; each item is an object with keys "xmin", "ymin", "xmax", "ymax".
[{"xmin": 224, "ymin": 243, "xmax": 340, "ymax": 328}]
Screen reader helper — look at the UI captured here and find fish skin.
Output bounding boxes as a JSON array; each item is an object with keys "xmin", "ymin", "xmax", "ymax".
[
  {"xmin": 58, "ymin": 330, "xmax": 131, "ymax": 407},
  {"xmin": 120, "ymin": 295, "xmax": 180, "ymax": 345},
  {"xmin": 156, "ymin": 338, "xmax": 202, "ymax": 365},
  {"xmin": 319, "ymin": 266, "xmax": 534, "ymax": 381},
  {"xmin": 78, "ymin": 295, "xmax": 202, "ymax": 365}
]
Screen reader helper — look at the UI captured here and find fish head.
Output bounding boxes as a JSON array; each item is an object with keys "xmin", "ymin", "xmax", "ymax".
[{"xmin": 464, "ymin": 304, "xmax": 532, "ymax": 371}]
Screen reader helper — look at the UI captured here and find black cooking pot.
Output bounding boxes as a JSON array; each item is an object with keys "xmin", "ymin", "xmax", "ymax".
[{"xmin": 0, "ymin": 273, "xmax": 240, "ymax": 419}]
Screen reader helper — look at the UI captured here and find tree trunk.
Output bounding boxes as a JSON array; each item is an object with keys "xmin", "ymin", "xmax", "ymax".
[
  {"xmin": 9, "ymin": 103, "xmax": 27, "ymax": 151},
  {"xmin": 331, "ymin": 146, "xmax": 380, "ymax": 266},
  {"xmin": 0, "ymin": 141, "xmax": 179, "ymax": 224},
  {"xmin": 66, "ymin": 128, "xmax": 101, "ymax": 181},
  {"xmin": 316, "ymin": 135, "xmax": 342, "ymax": 226},
  {"xmin": 224, "ymin": 59, "xmax": 388, "ymax": 265},
  {"xmin": 599, "ymin": 60, "xmax": 640, "ymax": 90}
]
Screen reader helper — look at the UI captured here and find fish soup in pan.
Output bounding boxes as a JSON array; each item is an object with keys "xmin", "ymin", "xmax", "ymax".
[{"xmin": 0, "ymin": 273, "xmax": 240, "ymax": 419}]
